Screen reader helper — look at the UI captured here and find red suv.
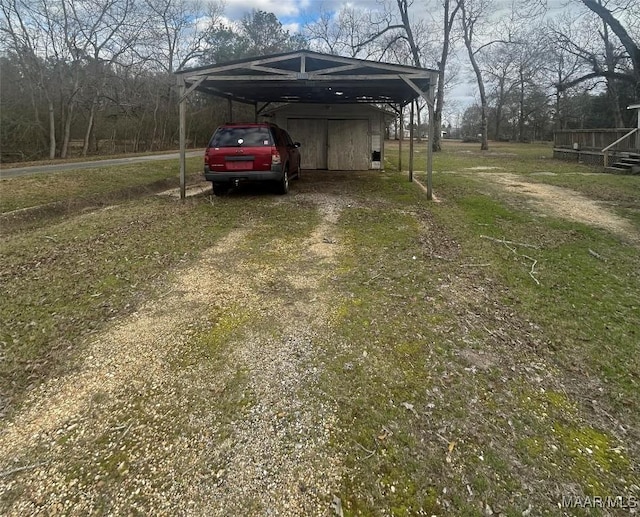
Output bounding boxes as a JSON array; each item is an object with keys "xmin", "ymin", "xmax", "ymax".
[{"xmin": 204, "ymin": 123, "xmax": 302, "ymax": 195}]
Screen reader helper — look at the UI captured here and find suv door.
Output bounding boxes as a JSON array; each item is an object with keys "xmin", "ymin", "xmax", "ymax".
[{"xmin": 283, "ymin": 129, "xmax": 300, "ymax": 175}]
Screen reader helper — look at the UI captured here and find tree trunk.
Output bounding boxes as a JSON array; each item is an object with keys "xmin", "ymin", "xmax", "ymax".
[
  {"xmin": 82, "ymin": 99, "xmax": 97, "ymax": 157},
  {"xmin": 111, "ymin": 128, "xmax": 117, "ymax": 154},
  {"xmin": 460, "ymin": 0, "xmax": 489, "ymax": 150},
  {"xmin": 151, "ymin": 95, "xmax": 160, "ymax": 151},
  {"xmin": 601, "ymin": 21, "xmax": 625, "ymax": 127},
  {"xmin": 495, "ymin": 79, "xmax": 505, "ymax": 138},
  {"xmin": 60, "ymin": 102, "xmax": 74, "ymax": 159},
  {"xmin": 480, "ymin": 104, "xmax": 488, "ymax": 150},
  {"xmin": 518, "ymin": 70, "xmax": 525, "ymax": 141},
  {"xmin": 433, "ymin": 0, "xmax": 460, "ymax": 152},
  {"xmin": 48, "ymin": 99, "xmax": 56, "ymax": 159},
  {"xmin": 397, "ymin": 0, "xmax": 422, "ymax": 67}
]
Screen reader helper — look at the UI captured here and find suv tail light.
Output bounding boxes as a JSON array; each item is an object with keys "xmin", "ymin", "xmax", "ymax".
[
  {"xmin": 271, "ymin": 149, "xmax": 281, "ymax": 165},
  {"xmin": 204, "ymin": 149, "xmax": 210, "ymax": 165}
]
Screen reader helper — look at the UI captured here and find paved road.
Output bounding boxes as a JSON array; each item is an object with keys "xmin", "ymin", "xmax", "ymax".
[{"xmin": 0, "ymin": 151, "xmax": 202, "ymax": 179}]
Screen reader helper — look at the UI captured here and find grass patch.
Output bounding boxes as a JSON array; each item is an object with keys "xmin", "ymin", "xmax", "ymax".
[
  {"xmin": 0, "ymin": 194, "xmax": 242, "ymax": 416},
  {"xmin": 0, "ymin": 156, "xmax": 202, "ymax": 213},
  {"xmin": 429, "ymin": 171, "xmax": 640, "ymax": 418},
  {"xmin": 320, "ymin": 143, "xmax": 639, "ymax": 514}
]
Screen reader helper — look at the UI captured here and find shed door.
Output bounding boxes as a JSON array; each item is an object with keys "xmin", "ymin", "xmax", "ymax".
[
  {"xmin": 287, "ymin": 118, "xmax": 327, "ymax": 169},
  {"xmin": 328, "ymin": 119, "xmax": 369, "ymax": 170}
]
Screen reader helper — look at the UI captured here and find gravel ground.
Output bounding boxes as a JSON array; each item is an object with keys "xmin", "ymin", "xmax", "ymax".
[{"xmin": 0, "ymin": 193, "xmax": 348, "ymax": 515}]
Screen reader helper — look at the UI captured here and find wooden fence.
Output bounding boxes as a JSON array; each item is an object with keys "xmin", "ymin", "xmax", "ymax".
[
  {"xmin": 553, "ymin": 128, "xmax": 639, "ymax": 166},
  {"xmin": 553, "ymin": 128, "xmax": 639, "ymax": 152}
]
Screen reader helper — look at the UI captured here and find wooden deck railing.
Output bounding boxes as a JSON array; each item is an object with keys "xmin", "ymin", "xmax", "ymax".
[
  {"xmin": 553, "ymin": 128, "xmax": 637, "ymax": 151},
  {"xmin": 602, "ymin": 128, "xmax": 639, "ymax": 167},
  {"xmin": 554, "ymin": 128, "xmax": 640, "ymax": 167}
]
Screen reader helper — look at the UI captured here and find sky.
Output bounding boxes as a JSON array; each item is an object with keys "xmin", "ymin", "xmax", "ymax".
[{"xmin": 222, "ymin": 0, "xmax": 357, "ymax": 25}]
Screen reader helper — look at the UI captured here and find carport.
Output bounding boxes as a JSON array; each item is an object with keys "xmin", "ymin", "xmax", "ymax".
[{"xmin": 175, "ymin": 50, "xmax": 438, "ymax": 200}]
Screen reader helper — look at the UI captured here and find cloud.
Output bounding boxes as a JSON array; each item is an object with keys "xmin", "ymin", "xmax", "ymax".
[
  {"xmin": 222, "ymin": 0, "xmax": 307, "ymax": 20},
  {"xmin": 282, "ymin": 22, "xmax": 300, "ymax": 34},
  {"xmin": 220, "ymin": 0, "xmax": 390, "ymax": 26}
]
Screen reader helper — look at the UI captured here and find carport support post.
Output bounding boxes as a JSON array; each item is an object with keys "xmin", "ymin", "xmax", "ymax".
[
  {"xmin": 178, "ymin": 77, "xmax": 186, "ymax": 201},
  {"xmin": 400, "ymin": 76, "xmax": 435, "ymax": 201},
  {"xmin": 398, "ymin": 104, "xmax": 403, "ymax": 172},
  {"xmin": 427, "ymin": 98, "xmax": 434, "ymax": 200},
  {"xmin": 409, "ymin": 101, "xmax": 415, "ymax": 182}
]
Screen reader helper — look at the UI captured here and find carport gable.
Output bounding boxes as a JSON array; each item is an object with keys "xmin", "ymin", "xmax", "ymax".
[{"xmin": 175, "ymin": 50, "xmax": 436, "ymax": 106}]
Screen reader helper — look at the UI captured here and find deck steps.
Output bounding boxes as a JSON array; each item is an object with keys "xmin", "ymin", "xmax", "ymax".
[{"xmin": 606, "ymin": 152, "xmax": 640, "ymax": 174}]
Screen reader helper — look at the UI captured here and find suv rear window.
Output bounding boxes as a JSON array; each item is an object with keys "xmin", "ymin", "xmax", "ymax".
[{"xmin": 209, "ymin": 127, "xmax": 273, "ymax": 147}]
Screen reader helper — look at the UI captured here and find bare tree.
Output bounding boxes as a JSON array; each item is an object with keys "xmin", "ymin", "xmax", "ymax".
[
  {"xmin": 304, "ymin": 4, "xmax": 404, "ymax": 59},
  {"xmin": 457, "ymin": 0, "xmax": 492, "ymax": 149},
  {"xmin": 71, "ymin": 0, "xmax": 147, "ymax": 156},
  {"xmin": 432, "ymin": 0, "xmax": 460, "ymax": 151},
  {"xmin": 555, "ymin": 0, "xmax": 640, "ymax": 95},
  {"xmin": 541, "ymin": 14, "xmax": 592, "ymax": 130},
  {"xmin": 511, "ymin": 33, "xmax": 547, "ymax": 141},
  {"xmin": 144, "ymin": 0, "xmax": 222, "ymax": 74},
  {"xmin": 1, "ymin": 0, "xmax": 63, "ymax": 158},
  {"xmin": 482, "ymin": 42, "xmax": 517, "ymax": 139}
]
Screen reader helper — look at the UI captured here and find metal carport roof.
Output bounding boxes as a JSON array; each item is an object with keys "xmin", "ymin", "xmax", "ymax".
[{"xmin": 175, "ymin": 50, "xmax": 439, "ymax": 199}]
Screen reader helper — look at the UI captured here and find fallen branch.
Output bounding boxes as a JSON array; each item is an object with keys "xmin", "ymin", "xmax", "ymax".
[
  {"xmin": 480, "ymin": 235, "xmax": 540, "ymax": 249},
  {"xmin": 0, "ymin": 462, "xmax": 48, "ymax": 478},
  {"xmin": 482, "ymin": 235, "xmax": 541, "ymax": 285},
  {"xmin": 355, "ymin": 441, "xmax": 376, "ymax": 460},
  {"xmin": 110, "ymin": 422, "xmax": 133, "ymax": 450},
  {"xmin": 364, "ymin": 273, "xmax": 382, "ymax": 285},
  {"xmin": 523, "ymin": 254, "xmax": 540, "ymax": 285},
  {"xmin": 589, "ymin": 248, "xmax": 607, "ymax": 261}
]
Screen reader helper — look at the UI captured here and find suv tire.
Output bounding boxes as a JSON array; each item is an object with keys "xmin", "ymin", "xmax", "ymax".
[{"xmin": 276, "ymin": 168, "xmax": 289, "ymax": 195}]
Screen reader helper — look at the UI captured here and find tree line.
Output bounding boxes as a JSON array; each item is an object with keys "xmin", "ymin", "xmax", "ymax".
[{"xmin": 1, "ymin": 0, "xmax": 638, "ymax": 162}]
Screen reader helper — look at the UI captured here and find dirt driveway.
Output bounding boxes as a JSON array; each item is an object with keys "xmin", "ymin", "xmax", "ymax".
[
  {"xmin": 0, "ymin": 178, "xmax": 356, "ymax": 515},
  {"xmin": 474, "ymin": 171, "xmax": 640, "ymax": 245}
]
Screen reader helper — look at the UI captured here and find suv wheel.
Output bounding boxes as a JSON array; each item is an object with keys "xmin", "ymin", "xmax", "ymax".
[{"xmin": 276, "ymin": 168, "xmax": 289, "ymax": 195}]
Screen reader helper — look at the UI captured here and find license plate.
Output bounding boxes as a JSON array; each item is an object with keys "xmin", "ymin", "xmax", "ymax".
[{"xmin": 226, "ymin": 161, "xmax": 253, "ymax": 170}]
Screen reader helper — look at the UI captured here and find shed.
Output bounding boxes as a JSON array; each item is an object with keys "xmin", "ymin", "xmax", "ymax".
[
  {"xmin": 263, "ymin": 103, "xmax": 395, "ymax": 171},
  {"xmin": 175, "ymin": 50, "xmax": 439, "ymax": 199}
]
